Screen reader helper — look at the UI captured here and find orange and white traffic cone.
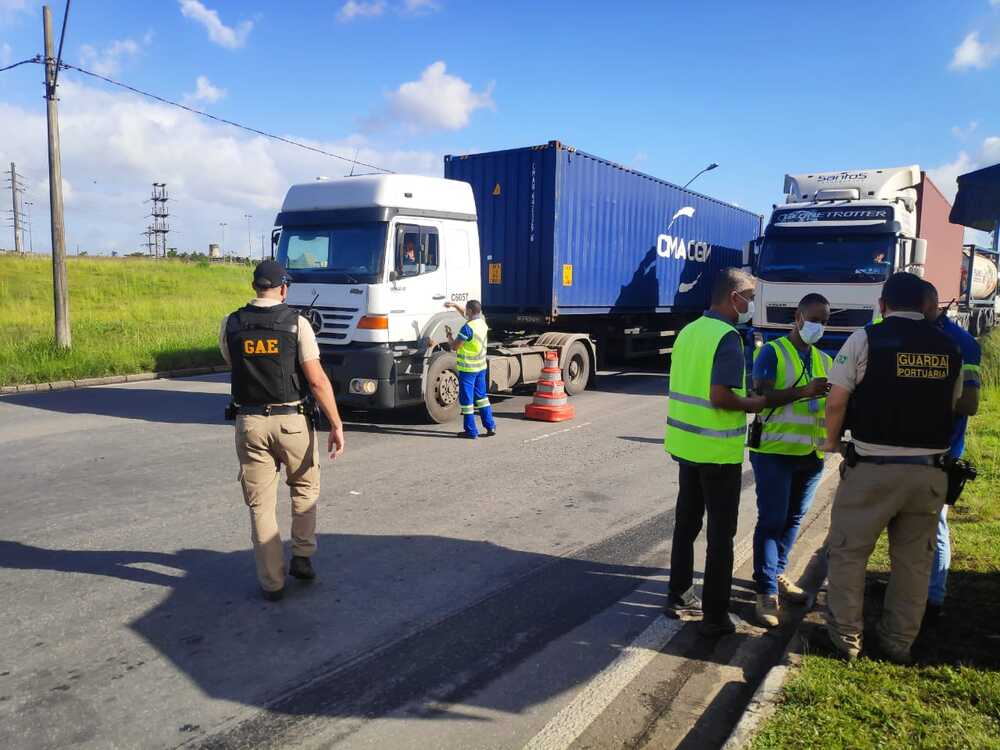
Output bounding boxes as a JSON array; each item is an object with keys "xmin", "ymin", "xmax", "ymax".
[{"xmin": 525, "ymin": 350, "xmax": 575, "ymax": 422}]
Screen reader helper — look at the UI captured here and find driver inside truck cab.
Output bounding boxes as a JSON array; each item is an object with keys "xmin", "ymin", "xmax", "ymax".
[{"xmin": 400, "ymin": 235, "xmax": 420, "ymax": 276}]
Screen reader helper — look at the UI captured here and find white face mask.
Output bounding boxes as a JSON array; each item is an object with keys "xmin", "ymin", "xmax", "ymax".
[
  {"xmin": 799, "ymin": 320, "xmax": 825, "ymax": 345},
  {"xmin": 735, "ymin": 293, "xmax": 755, "ymax": 324}
]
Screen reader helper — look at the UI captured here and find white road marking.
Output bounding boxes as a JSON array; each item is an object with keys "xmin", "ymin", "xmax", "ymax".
[
  {"xmin": 522, "ymin": 461, "xmax": 840, "ymax": 750},
  {"xmin": 523, "ymin": 422, "xmax": 592, "ymax": 444},
  {"xmin": 522, "ymin": 617, "xmax": 684, "ymax": 750}
]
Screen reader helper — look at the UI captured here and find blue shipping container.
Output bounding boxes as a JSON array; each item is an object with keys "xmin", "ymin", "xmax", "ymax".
[{"xmin": 444, "ymin": 141, "xmax": 762, "ymax": 318}]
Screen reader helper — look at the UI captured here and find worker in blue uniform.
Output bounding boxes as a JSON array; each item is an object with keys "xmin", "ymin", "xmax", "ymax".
[
  {"xmin": 922, "ymin": 281, "xmax": 981, "ymax": 622},
  {"xmin": 444, "ymin": 299, "xmax": 497, "ymax": 439}
]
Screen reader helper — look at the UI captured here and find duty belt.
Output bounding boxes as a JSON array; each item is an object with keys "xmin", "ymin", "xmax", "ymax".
[
  {"xmin": 854, "ymin": 454, "xmax": 943, "ymax": 468},
  {"xmin": 235, "ymin": 403, "xmax": 306, "ymax": 416}
]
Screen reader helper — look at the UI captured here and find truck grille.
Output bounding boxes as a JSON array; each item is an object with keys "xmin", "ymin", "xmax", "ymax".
[
  {"xmin": 292, "ymin": 305, "xmax": 360, "ymax": 343},
  {"xmin": 766, "ymin": 305, "xmax": 874, "ymax": 328}
]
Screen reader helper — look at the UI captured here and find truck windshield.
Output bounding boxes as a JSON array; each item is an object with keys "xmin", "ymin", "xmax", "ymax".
[
  {"xmin": 758, "ymin": 234, "xmax": 894, "ymax": 283},
  {"xmin": 276, "ymin": 223, "xmax": 388, "ymax": 284}
]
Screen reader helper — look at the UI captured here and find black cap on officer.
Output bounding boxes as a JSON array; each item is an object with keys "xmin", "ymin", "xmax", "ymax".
[{"xmin": 253, "ymin": 260, "xmax": 291, "ymax": 290}]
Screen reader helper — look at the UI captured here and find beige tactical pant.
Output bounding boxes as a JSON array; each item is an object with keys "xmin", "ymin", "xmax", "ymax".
[
  {"xmin": 826, "ymin": 461, "xmax": 946, "ymax": 653},
  {"xmin": 235, "ymin": 412, "xmax": 320, "ymax": 592}
]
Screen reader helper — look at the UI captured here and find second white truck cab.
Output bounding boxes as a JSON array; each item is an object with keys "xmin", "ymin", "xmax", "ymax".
[{"xmin": 750, "ymin": 166, "xmax": 938, "ymax": 354}]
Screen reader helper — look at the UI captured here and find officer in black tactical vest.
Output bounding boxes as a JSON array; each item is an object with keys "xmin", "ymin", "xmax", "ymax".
[
  {"xmin": 820, "ymin": 272, "xmax": 961, "ymax": 663},
  {"xmin": 219, "ymin": 261, "xmax": 345, "ymax": 601}
]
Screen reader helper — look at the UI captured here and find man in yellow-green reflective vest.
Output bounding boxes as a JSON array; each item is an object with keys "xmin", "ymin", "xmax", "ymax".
[
  {"xmin": 749, "ymin": 293, "xmax": 832, "ymax": 629},
  {"xmin": 664, "ymin": 268, "xmax": 767, "ymax": 638},
  {"xmin": 444, "ymin": 299, "xmax": 497, "ymax": 439}
]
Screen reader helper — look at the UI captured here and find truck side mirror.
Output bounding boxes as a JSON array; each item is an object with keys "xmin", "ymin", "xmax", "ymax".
[{"xmin": 271, "ymin": 228, "xmax": 280, "ymax": 260}]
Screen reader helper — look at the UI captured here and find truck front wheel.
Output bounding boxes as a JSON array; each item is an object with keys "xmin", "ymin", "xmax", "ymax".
[
  {"xmin": 424, "ymin": 352, "xmax": 461, "ymax": 424},
  {"xmin": 562, "ymin": 341, "xmax": 591, "ymax": 396}
]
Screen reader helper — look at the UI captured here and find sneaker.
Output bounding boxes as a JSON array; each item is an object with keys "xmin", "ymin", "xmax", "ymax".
[
  {"xmin": 824, "ymin": 624, "xmax": 861, "ymax": 662},
  {"xmin": 777, "ymin": 574, "xmax": 808, "ymax": 604},
  {"xmin": 261, "ymin": 587, "xmax": 285, "ymax": 602},
  {"xmin": 663, "ymin": 588, "xmax": 702, "ymax": 618},
  {"xmin": 755, "ymin": 594, "xmax": 780, "ymax": 628},
  {"xmin": 483, "ymin": 429, "xmax": 497, "ymax": 437},
  {"xmin": 877, "ymin": 639, "xmax": 913, "ymax": 665},
  {"xmin": 457, "ymin": 432, "xmax": 477, "ymax": 439},
  {"xmin": 698, "ymin": 613, "xmax": 738, "ymax": 638},
  {"xmin": 289, "ymin": 556, "xmax": 315, "ymax": 581}
]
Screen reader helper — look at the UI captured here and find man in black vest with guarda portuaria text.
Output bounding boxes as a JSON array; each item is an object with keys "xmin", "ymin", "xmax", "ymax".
[{"xmin": 820, "ymin": 271, "xmax": 961, "ymax": 664}]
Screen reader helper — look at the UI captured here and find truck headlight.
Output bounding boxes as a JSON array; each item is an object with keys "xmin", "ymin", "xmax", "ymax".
[{"xmin": 349, "ymin": 379, "xmax": 378, "ymax": 395}]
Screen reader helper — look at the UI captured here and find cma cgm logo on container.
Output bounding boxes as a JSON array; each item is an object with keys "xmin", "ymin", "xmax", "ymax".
[{"xmin": 656, "ymin": 207, "xmax": 712, "ymax": 262}]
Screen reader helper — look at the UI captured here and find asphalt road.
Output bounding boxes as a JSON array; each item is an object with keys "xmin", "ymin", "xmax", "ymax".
[{"xmin": 0, "ymin": 371, "xmax": 762, "ymax": 750}]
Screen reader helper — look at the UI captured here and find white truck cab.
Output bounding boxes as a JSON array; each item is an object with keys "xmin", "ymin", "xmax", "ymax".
[
  {"xmin": 275, "ymin": 175, "xmax": 482, "ymax": 415},
  {"xmin": 750, "ymin": 166, "xmax": 931, "ymax": 353}
]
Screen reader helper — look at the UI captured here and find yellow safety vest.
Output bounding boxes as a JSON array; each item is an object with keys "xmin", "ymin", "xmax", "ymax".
[
  {"xmin": 457, "ymin": 317, "xmax": 488, "ymax": 373},
  {"xmin": 751, "ymin": 336, "xmax": 832, "ymax": 457},
  {"xmin": 665, "ymin": 315, "xmax": 747, "ymax": 464}
]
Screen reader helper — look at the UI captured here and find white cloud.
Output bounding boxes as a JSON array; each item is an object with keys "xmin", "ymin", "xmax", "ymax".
[
  {"xmin": 951, "ymin": 120, "xmax": 980, "ymax": 139},
  {"xmin": 0, "ymin": 0, "xmax": 31, "ymax": 20},
  {"xmin": 950, "ymin": 31, "xmax": 1000, "ymax": 71},
  {"xmin": 79, "ymin": 37, "xmax": 145, "ymax": 77},
  {"xmin": 1, "ymin": 41, "xmax": 11, "ymax": 66},
  {"xmin": 338, "ymin": 0, "xmax": 386, "ymax": 21},
  {"xmin": 929, "ymin": 135, "xmax": 1000, "ymax": 202},
  {"xmin": 382, "ymin": 61, "xmax": 494, "ymax": 132},
  {"xmin": 930, "ymin": 136, "xmax": 1000, "ymax": 246},
  {"xmin": 631, "ymin": 151, "xmax": 648, "ymax": 167},
  {"xmin": 401, "ymin": 0, "xmax": 441, "ymax": 14},
  {"xmin": 178, "ymin": 0, "xmax": 252, "ymax": 50},
  {"xmin": 338, "ymin": 0, "xmax": 440, "ymax": 21},
  {"xmin": 184, "ymin": 75, "xmax": 226, "ymax": 105},
  {"xmin": 0, "ymin": 80, "xmax": 438, "ymax": 254}
]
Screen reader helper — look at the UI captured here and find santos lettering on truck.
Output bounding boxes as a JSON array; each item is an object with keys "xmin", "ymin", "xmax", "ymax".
[{"xmin": 273, "ymin": 141, "xmax": 760, "ymax": 423}]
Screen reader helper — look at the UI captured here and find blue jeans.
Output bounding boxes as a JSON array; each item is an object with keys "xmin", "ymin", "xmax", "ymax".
[
  {"xmin": 459, "ymin": 369, "xmax": 496, "ymax": 437},
  {"xmin": 750, "ymin": 451, "xmax": 824, "ymax": 595},
  {"xmin": 928, "ymin": 506, "xmax": 950, "ymax": 605}
]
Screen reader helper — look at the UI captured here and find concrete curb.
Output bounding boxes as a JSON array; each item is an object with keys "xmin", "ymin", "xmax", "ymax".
[
  {"xmin": 720, "ymin": 629, "xmax": 803, "ymax": 750},
  {"xmin": 1, "ymin": 365, "xmax": 230, "ymax": 395}
]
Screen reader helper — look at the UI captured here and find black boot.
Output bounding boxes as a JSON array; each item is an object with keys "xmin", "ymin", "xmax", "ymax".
[{"xmin": 289, "ymin": 556, "xmax": 316, "ymax": 580}]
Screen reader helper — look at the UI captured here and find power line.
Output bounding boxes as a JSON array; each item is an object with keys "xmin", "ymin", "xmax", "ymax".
[
  {"xmin": 0, "ymin": 56, "xmax": 42, "ymax": 74},
  {"xmin": 58, "ymin": 62, "xmax": 394, "ymax": 174}
]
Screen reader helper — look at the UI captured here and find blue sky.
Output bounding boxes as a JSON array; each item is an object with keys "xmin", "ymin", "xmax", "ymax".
[{"xmin": 0, "ymin": 0, "xmax": 998, "ymax": 254}]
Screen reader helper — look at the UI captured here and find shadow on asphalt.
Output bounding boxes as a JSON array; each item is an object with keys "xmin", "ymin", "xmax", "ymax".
[
  {"xmin": 0, "ymin": 504, "xmax": 754, "ymax": 746},
  {"xmin": 619, "ymin": 435, "xmax": 663, "ymax": 445},
  {"xmin": 590, "ymin": 370, "xmax": 668, "ymax": 396},
  {"xmin": 2, "ymin": 386, "xmax": 228, "ymax": 425}
]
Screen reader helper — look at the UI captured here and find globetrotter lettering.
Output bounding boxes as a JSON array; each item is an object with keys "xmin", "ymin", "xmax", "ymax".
[
  {"xmin": 244, "ymin": 338, "xmax": 280, "ymax": 355},
  {"xmin": 656, "ymin": 205, "xmax": 713, "ymax": 263},
  {"xmin": 896, "ymin": 352, "xmax": 948, "ymax": 380}
]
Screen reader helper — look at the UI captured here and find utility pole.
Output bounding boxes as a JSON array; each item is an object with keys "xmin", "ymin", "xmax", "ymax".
[
  {"xmin": 44, "ymin": 4, "xmax": 71, "ymax": 348},
  {"xmin": 5, "ymin": 163, "xmax": 24, "ymax": 253},
  {"xmin": 244, "ymin": 213, "xmax": 252, "ymax": 260},
  {"xmin": 260, "ymin": 231, "xmax": 265, "ymax": 261},
  {"xmin": 219, "ymin": 222, "xmax": 227, "ymax": 258}
]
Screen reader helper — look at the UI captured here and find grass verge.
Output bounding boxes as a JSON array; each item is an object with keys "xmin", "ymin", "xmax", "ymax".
[
  {"xmin": 0, "ymin": 255, "xmax": 253, "ymax": 385},
  {"xmin": 751, "ymin": 331, "xmax": 1000, "ymax": 750}
]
